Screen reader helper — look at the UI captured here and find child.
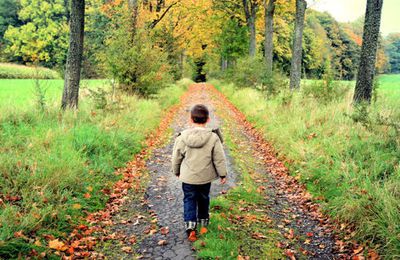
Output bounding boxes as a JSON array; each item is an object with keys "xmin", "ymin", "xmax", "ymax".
[{"xmin": 172, "ymin": 104, "xmax": 227, "ymax": 241}]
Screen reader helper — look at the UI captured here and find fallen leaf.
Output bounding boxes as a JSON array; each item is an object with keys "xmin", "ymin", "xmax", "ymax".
[
  {"xmin": 368, "ymin": 249, "xmax": 380, "ymax": 260},
  {"xmin": 158, "ymin": 240, "xmax": 168, "ymax": 246},
  {"xmin": 160, "ymin": 227, "xmax": 169, "ymax": 235},
  {"xmin": 287, "ymin": 229, "xmax": 295, "ymax": 239},
  {"xmin": 84, "ymin": 193, "xmax": 91, "ymax": 199},
  {"xmin": 72, "ymin": 204, "xmax": 81, "ymax": 209},
  {"xmin": 48, "ymin": 239, "xmax": 68, "ymax": 251},
  {"xmin": 353, "ymin": 246, "xmax": 364, "ymax": 255},
  {"xmin": 284, "ymin": 249, "xmax": 296, "ymax": 260},
  {"xmin": 122, "ymin": 246, "xmax": 132, "ymax": 253},
  {"xmin": 251, "ymin": 232, "xmax": 267, "ymax": 240},
  {"xmin": 200, "ymin": 227, "xmax": 208, "ymax": 235}
]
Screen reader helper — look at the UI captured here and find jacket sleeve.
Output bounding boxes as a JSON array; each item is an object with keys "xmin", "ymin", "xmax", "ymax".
[
  {"xmin": 212, "ymin": 137, "xmax": 227, "ymax": 178},
  {"xmin": 172, "ymin": 137, "xmax": 184, "ymax": 176}
]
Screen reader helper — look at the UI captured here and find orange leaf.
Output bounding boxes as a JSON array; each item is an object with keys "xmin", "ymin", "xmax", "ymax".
[
  {"xmin": 84, "ymin": 193, "xmax": 91, "ymax": 199},
  {"xmin": 200, "ymin": 227, "xmax": 208, "ymax": 235}
]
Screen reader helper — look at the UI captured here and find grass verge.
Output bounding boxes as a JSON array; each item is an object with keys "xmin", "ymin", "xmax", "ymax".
[
  {"xmin": 0, "ymin": 79, "xmax": 191, "ymax": 258},
  {"xmin": 211, "ymin": 78, "xmax": 400, "ymax": 257}
]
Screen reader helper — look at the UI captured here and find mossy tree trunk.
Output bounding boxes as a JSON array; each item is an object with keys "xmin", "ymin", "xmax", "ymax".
[
  {"xmin": 61, "ymin": 0, "xmax": 85, "ymax": 110},
  {"xmin": 353, "ymin": 0, "xmax": 384, "ymax": 104},
  {"xmin": 264, "ymin": 0, "xmax": 276, "ymax": 75},
  {"xmin": 289, "ymin": 0, "xmax": 307, "ymax": 90}
]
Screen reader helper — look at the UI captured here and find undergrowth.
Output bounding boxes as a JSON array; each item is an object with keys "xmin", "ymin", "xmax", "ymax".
[
  {"xmin": 0, "ymin": 79, "xmax": 190, "ymax": 258},
  {"xmin": 211, "ymin": 78, "xmax": 400, "ymax": 258}
]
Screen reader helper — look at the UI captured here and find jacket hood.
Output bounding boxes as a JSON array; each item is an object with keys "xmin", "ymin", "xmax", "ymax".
[{"xmin": 181, "ymin": 128, "xmax": 213, "ymax": 148}]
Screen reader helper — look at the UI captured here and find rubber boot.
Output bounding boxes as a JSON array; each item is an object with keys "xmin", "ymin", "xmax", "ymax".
[
  {"xmin": 185, "ymin": 221, "xmax": 197, "ymax": 242},
  {"xmin": 197, "ymin": 218, "xmax": 209, "ymax": 235}
]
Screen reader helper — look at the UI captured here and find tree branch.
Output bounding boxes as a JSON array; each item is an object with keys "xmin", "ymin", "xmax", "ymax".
[{"xmin": 149, "ymin": 1, "xmax": 178, "ymax": 29}]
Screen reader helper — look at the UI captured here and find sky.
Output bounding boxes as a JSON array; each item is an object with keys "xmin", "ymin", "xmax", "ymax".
[{"xmin": 310, "ymin": 0, "xmax": 399, "ymax": 36}]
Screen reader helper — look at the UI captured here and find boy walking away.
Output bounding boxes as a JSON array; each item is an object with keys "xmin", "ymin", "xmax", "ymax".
[{"xmin": 172, "ymin": 104, "xmax": 227, "ymax": 242}]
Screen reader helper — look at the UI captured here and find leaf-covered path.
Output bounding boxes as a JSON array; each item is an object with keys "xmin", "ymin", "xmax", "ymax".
[{"xmin": 96, "ymin": 84, "xmax": 348, "ymax": 259}]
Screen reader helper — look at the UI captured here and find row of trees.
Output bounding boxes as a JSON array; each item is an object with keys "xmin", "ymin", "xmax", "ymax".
[{"xmin": 0, "ymin": 0, "xmax": 390, "ymax": 107}]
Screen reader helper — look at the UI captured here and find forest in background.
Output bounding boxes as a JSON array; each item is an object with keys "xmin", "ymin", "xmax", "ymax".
[{"xmin": 1, "ymin": 0, "xmax": 399, "ymax": 85}]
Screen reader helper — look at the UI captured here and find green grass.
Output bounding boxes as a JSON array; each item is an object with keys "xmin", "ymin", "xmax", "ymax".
[
  {"xmin": 378, "ymin": 74, "xmax": 400, "ymax": 103},
  {"xmin": 0, "ymin": 79, "xmax": 108, "ymax": 108},
  {"xmin": 303, "ymin": 74, "xmax": 400, "ymax": 106},
  {"xmin": 211, "ymin": 78, "xmax": 400, "ymax": 258},
  {"xmin": 0, "ymin": 63, "xmax": 60, "ymax": 79},
  {"xmin": 0, "ymin": 79, "xmax": 191, "ymax": 258}
]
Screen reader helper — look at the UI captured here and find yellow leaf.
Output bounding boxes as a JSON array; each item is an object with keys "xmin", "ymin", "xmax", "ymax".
[
  {"xmin": 72, "ymin": 204, "xmax": 81, "ymax": 209},
  {"xmin": 48, "ymin": 239, "xmax": 68, "ymax": 251}
]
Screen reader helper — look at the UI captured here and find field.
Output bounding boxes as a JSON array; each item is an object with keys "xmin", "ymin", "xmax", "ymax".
[
  {"xmin": 211, "ymin": 75, "xmax": 400, "ymax": 257},
  {"xmin": 0, "ymin": 79, "xmax": 108, "ymax": 109}
]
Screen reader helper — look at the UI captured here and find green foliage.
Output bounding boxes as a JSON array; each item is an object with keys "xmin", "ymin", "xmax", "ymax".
[
  {"xmin": 0, "ymin": 0, "xmax": 21, "ymax": 41},
  {"xmin": 0, "ymin": 63, "xmax": 60, "ymax": 79},
  {"xmin": 3, "ymin": 0, "xmax": 69, "ymax": 68},
  {"xmin": 104, "ymin": 4, "xmax": 173, "ymax": 97},
  {"xmin": 215, "ymin": 19, "xmax": 248, "ymax": 62},
  {"xmin": 83, "ymin": 0, "xmax": 111, "ymax": 78},
  {"xmin": 0, "ymin": 80, "xmax": 189, "ymax": 258},
  {"xmin": 106, "ymin": 30, "xmax": 172, "ymax": 97},
  {"xmin": 311, "ymin": 11, "xmax": 360, "ymax": 80},
  {"xmin": 302, "ymin": 73, "xmax": 350, "ymax": 103},
  {"xmin": 214, "ymin": 79, "xmax": 400, "ymax": 257},
  {"xmin": 221, "ymin": 56, "xmax": 288, "ymax": 97},
  {"xmin": 224, "ymin": 56, "xmax": 265, "ymax": 88},
  {"xmin": 385, "ymin": 33, "xmax": 400, "ymax": 74}
]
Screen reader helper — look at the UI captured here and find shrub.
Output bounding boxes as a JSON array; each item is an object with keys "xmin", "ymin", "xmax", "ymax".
[
  {"xmin": 105, "ymin": 10, "xmax": 173, "ymax": 97},
  {"xmin": 302, "ymin": 74, "xmax": 350, "ymax": 103},
  {"xmin": 0, "ymin": 63, "xmax": 60, "ymax": 79}
]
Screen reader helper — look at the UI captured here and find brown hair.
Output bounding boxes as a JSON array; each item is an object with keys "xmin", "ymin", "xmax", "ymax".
[{"xmin": 191, "ymin": 104, "xmax": 209, "ymax": 124}]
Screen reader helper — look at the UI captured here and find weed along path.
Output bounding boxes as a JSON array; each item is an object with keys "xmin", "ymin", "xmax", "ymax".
[{"xmin": 93, "ymin": 83, "xmax": 348, "ymax": 259}]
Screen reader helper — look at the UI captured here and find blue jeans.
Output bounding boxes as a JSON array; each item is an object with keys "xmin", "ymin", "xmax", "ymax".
[{"xmin": 182, "ymin": 182, "xmax": 211, "ymax": 222}]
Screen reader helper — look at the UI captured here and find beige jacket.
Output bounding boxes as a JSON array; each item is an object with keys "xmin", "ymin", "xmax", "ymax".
[{"xmin": 172, "ymin": 127, "xmax": 227, "ymax": 185}]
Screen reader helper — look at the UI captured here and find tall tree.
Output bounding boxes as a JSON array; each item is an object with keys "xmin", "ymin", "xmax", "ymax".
[
  {"xmin": 289, "ymin": 0, "xmax": 306, "ymax": 90},
  {"xmin": 61, "ymin": 0, "xmax": 85, "ymax": 109},
  {"xmin": 242, "ymin": 0, "xmax": 259, "ymax": 57},
  {"xmin": 353, "ymin": 0, "xmax": 383, "ymax": 104},
  {"xmin": 264, "ymin": 0, "xmax": 276, "ymax": 74}
]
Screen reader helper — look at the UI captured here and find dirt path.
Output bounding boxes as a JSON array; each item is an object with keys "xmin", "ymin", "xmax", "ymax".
[
  {"xmin": 96, "ymin": 83, "xmax": 345, "ymax": 259},
  {"xmin": 135, "ymin": 84, "xmax": 239, "ymax": 259}
]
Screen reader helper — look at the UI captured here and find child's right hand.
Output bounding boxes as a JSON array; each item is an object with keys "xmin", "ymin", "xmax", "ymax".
[{"xmin": 220, "ymin": 177, "xmax": 226, "ymax": 185}]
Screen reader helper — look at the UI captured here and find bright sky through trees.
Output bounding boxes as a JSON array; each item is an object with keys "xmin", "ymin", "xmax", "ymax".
[{"xmin": 311, "ymin": 0, "xmax": 399, "ymax": 35}]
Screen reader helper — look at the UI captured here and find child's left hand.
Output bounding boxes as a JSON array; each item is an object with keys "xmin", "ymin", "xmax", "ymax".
[{"xmin": 220, "ymin": 177, "xmax": 226, "ymax": 185}]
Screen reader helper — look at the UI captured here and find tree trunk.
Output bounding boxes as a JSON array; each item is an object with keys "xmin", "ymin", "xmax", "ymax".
[
  {"xmin": 128, "ymin": 0, "xmax": 139, "ymax": 38},
  {"xmin": 289, "ymin": 0, "xmax": 307, "ymax": 90},
  {"xmin": 264, "ymin": 0, "xmax": 276, "ymax": 74},
  {"xmin": 61, "ymin": 0, "xmax": 85, "ymax": 110},
  {"xmin": 353, "ymin": 0, "xmax": 384, "ymax": 104},
  {"xmin": 242, "ymin": 0, "xmax": 258, "ymax": 57}
]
